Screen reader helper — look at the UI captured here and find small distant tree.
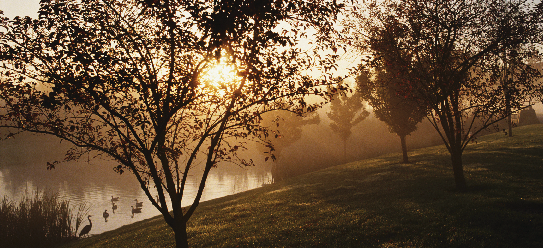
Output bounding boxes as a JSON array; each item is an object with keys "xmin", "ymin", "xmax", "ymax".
[
  {"xmin": 357, "ymin": 72, "xmax": 426, "ymax": 163},
  {"xmin": 327, "ymin": 91, "xmax": 369, "ymax": 163},
  {"xmin": 259, "ymin": 110, "xmax": 319, "ymax": 181},
  {"xmin": 355, "ymin": 17, "xmax": 427, "ymax": 163},
  {"xmin": 0, "ymin": 1, "xmax": 346, "ymax": 247}
]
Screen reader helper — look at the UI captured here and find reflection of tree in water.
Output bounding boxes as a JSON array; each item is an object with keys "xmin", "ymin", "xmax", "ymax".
[
  {"xmin": 206, "ymin": 164, "xmax": 270, "ymax": 196},
  {"xmin": 259, "ymin": 111, "xmax": 319, "ymax": 182},
  {"xmin": 0, "ymin": 133, "xmax": 142, "ymax": 201}
]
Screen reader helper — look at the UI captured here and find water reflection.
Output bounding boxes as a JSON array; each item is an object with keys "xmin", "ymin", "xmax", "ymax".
[{"xmin": 0, "ymin": 134, "xmax": 272, "ymax": 236}]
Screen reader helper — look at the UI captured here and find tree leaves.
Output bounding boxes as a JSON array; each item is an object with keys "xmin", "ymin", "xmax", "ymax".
[
  {"xmin": 0, "ymin": 1, "xmax": 346, "ymax": 246},
  {"xmin": 349, "ymin": 0, "xmax": 543, "ymax": 190}
]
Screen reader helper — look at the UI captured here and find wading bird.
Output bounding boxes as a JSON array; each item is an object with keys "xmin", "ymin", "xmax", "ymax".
[{"xmin": 79, "ymin": 215, "xmax": 92, "ymax": 238}]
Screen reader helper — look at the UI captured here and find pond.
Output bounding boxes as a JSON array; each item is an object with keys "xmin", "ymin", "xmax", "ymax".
[{"xmin": 0, "ymin": 133, "xmax": 272, "ymax": 236}]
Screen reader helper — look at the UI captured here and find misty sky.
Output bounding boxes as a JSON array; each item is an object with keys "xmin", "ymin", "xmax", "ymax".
[
  {"xmin": 0, "ymin": 0, "xmax": 40, "ymax": 19},
  {"xmin": 1, "ymin": 0, "xmax": 542, "ymax": 113}
]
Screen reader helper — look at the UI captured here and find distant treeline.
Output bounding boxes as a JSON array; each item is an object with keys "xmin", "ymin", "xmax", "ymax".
[{"xmin": 268, "ymin": 108, "xmax": 541, "ymax": 181}]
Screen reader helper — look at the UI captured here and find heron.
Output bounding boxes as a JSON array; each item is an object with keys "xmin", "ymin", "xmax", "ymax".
[
  {"xmin": 103, "ymin": 210, "xmax": 109, "ymax": 222},
  {"xmin": 134, "ymin": 199, "xmax": 143, "ymax": 208},
  {"xmin": 79, "ymin": 215, "xmax": 92, "ymax": 238}
]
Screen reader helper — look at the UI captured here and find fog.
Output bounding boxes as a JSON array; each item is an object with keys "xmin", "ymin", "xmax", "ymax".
[
  {"xmin": 0, "ymin": 132, "xmax": 272, "ymax": 235},
  {"xmin": 0, "ymin": 133, "xmax": 143, "ymax": 199},
  {"xmin": 2, "ymin": 101, "xmax": 542, "ymax": 187},
  {"xmin": 256, "ymin": 102, "xmax": 543, "ymax": 181},
  {"xmin": 259, "ymin": 108, "xmax": 440, "ymax": 180}
]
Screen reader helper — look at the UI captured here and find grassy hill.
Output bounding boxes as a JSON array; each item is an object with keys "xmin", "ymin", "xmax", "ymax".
[{"xmin": 60, "ymin": 124, "xmax": 543, "ymax": 248}]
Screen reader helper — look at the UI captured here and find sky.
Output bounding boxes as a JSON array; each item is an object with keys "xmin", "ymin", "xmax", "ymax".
[
  {"xmin": 1, "ymin": 0, "xmax": 541, "ymax": 113},
  {"xmin": 0, "ymin": 0, "xmax": 40, "ymax": 19}
]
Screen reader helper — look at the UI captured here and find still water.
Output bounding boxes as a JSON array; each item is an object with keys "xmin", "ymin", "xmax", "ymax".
[{"xmin": 0, "ymin": 133, "xmax": 272, "ymax": 236}]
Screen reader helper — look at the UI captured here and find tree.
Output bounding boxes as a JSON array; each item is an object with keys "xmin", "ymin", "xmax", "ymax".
[
  {"xmin": 357, "ymin": 72, "xmax": 427, "ymax": 163},
  {"xmin": 355, "ymin": 17, "xmax": 427, "ymax": 163},
  {"xmin": 350, "ymin": 0, "xmax": 543, "ymax": 190},
  {"xmin": 327, "ymin": 91, "xmax": 369, "ymax": 163},
  {"xmin": 487, "ymin": 48, "xmax": 542, "ymax": 136},
  {"xmin": 0, "ymin": 1, "xmax": 347, "ymax": 247},
  {"xmin": 259, "ymin": 110, "xmax": 319, "ymax": 182}
]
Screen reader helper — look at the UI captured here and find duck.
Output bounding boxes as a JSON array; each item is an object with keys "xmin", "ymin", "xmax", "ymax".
[
  {"xmin": 103, "ymin": 210, "xmax": 109, "ymax": 222},
  {"xmin": 134, "ymin": 199, "xmax": 143, "ymax": 208},
  {"xmin": 131, "ymin": 206, "xmax": 142, "ymax": 218}
]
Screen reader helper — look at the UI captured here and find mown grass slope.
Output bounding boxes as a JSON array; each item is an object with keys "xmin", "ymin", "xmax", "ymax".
[{"xmin": 60, "ymin": 124, "xmax": 543, "ymax": 248}]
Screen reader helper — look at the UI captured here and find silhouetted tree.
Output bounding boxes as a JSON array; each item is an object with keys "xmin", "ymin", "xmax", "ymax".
[
  {"xmin": 529, "ymin": 57, "xmax": 543, "ymax": 104},
  {"xmin": 0, "ymin": 1, "xmax": 346, "ymax": 247},
  {"xmin": 357, "ymin": 72, "xmax": 427, "ymax": 163},
  {"xmin": 487, "ymin": 49, "xmax": 542, "ymax": 137},
  {"xmin": 355, "ymin": 17, "xmax": 427, "ymax": 163},
  {"xmin": 350, "ymin": 0, "xmax": 543, "ymax": 190},
  {"xmin": 327, "ymin": 91, "xmax": 369, "ymax": 163},
  {"xmin": 259, "ymin": 110, "xmax": 319, "ymax": 181}
]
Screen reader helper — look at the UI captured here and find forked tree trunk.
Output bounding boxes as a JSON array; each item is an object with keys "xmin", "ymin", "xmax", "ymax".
[
  {"xmin": 451, "ymin": 150, "xmax": 467, "ymax": 191},
  {"xmin": 400, "ymin": 134, "xmax": 408, "ymax": 163}
]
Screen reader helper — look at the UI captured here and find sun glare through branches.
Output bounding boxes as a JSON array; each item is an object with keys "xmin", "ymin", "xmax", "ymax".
[{"xmin": 201, "ymin": 57, "xmax": 242, "ymax": 91}]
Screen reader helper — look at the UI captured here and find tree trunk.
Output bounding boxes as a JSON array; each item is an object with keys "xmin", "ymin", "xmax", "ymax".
[
  {"xmin": 507, "ymin": 113, "xmax": 513, "ymax": 137},
  {"xmin": 173, "ymin": 222, "xmax": 189, "ymax": 248},
  {"xmin": 503, "ymin": 54, "xmax": 512, "ymax": 137},
  {"xmin": 505, "ymin": 91, "xmax": 512, "ymax": 137},
  {"xmin": 343, "ymin": 138, "xmax": 347, "ymax": 164},
  {"xmin": 451, "ymin": 151, "xmax": 467, "ymax": 191},
  {"xmin": 400, "ymin": 134, "xmax": 408, "ymax": 163}
]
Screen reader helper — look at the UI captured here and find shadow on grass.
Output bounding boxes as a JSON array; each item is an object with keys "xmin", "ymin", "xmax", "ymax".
[{"xmin": 59, "ymin": 125, "xmax": 543, "ymax": 248}]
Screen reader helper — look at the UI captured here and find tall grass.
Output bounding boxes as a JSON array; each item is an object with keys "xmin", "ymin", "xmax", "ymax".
[{"xmin": 0, "ymin": 190, "xmax": 88, "ymax": 248}]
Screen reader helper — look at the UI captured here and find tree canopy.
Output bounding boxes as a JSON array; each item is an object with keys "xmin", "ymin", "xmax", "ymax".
[
  {"xmin": 349, "ymin": 0, "xmax": 543, "ymax": 190},
  {"xmin": 0, "ymin": 0, "xmax": 347, "ymax": 247},
  {"xmin": 355, "ymin": 16, "xmax": 428, "ymax": 163}
]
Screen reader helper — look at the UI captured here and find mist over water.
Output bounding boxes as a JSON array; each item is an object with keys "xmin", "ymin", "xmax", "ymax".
[{"xmin": 0, "ymin": 133, "xmax": 271, "ymax": 236}]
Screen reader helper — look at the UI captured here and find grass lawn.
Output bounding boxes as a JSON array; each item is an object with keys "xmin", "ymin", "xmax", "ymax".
[{"xmin": 60, "ymin": 124, "xmax": 543, "ymax": 248}]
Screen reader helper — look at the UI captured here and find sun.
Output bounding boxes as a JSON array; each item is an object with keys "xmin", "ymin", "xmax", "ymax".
[{"xmin": 201, "ymin": 59, "xmax": 241, "ymax": 89}]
